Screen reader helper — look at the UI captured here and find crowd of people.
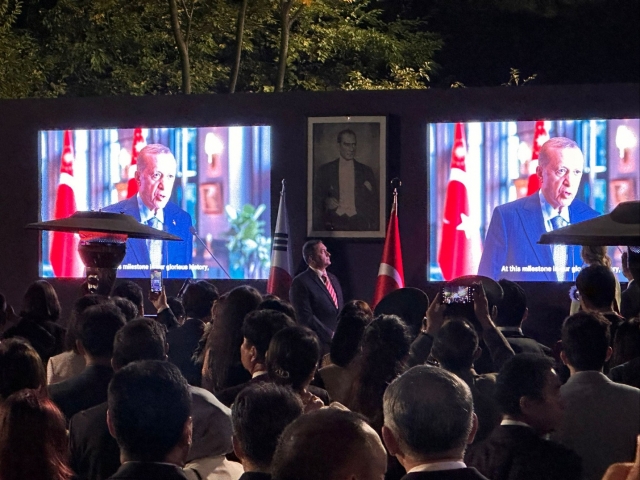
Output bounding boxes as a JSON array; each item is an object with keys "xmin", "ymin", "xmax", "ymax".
[{"xmin": 0, "ymin": 245, "xmax": 639, "ymax": 480}]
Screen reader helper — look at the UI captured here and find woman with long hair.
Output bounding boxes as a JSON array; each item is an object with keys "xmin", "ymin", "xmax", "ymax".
[
  {"xmin": 346, "ymin": 314, "xmax": 412, "ymax": 432},
  {"xmin": 2, "ymin": 281, "xmax": 66, "ymax": 364},
  {"xmin": 201, "ymin": 285, "xmax": 262, "ymax": 392},
  {"xmin": 0, "ymin": 389, "xmax": 74, "ymax": 480}
]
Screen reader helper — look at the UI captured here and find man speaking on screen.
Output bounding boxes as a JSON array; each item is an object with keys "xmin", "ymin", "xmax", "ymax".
[
  {"xmin": 103, "ymin": 144, "xmax": 193, "ymax": 278},
  {"xmin": 478, "ymin": 137, "xmax": 599, "ymax": 282}
]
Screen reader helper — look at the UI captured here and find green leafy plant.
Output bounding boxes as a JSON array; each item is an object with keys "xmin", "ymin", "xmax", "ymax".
[{"xmin": 224, "ymin": 203, "xmax": 271, "ymax": 279}]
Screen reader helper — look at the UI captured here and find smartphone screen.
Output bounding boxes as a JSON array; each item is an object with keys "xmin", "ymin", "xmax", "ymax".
[
  {"xmin": 441, "ymin": 284, "xmax": 473, "ymax": 304},
  {"xmin": 150, "ymin": 269, "xmax": 163, "ymax": 293}
]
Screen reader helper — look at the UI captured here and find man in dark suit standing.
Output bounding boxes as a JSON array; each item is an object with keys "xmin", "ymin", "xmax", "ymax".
[
  {"xmin": 289, "ymin": 240, "xmax": 344, "ymax": 353},
  {"xmin": 382, "ymin": 366, "xmax": 489, "ymax": 479},
  {"xmin": 478, "ymin": 137, "xmax": 599, "ymax": 281},
  {"xmin": 313, "ymin": 129, "xmax": 379, "ymax": 231},
  {"xmin": 102, "ymin": 144, "xmax": 193, "ymax": 278}
]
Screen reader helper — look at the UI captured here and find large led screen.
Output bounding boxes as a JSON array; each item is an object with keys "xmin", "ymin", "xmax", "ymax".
[
  {"xmin": 428, "ymin": 119, "xmax": 639, "ymax": 282},
  {"xmin": 40, "ymin": 126, "xmax": 271, "ymax": 279}
]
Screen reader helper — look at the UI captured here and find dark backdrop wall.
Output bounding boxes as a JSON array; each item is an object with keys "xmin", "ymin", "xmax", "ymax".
[{"xmin": 0, "ymin": 84, "xmax": 638, "ymax": 347}]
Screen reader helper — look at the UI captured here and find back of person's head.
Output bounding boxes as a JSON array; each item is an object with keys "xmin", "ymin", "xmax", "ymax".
[
  {"xmin": 242, "ymin": 309, "xmax": 295, "ymax": 362},
  {"xmin": 107, "ymin": 360, "xmax": 191, "ymax": 463},
  {"xmin": 340, "ymin": 300, "xmax": 374, "ymax": 321},
  {"xmin": 232, "ymin": 383, "xmax": 303, "ymax": 470},
  {"xmin": 330, "ymin": 310, "xmax": 372, "ymax": 368},
  {"xmin": 581, "ymin": 245, "xmax": 612, "ymax": 267},
  {"xmin": 611, "ymin": 317, "xmax": 640, "ymax": 368},
  {"xmin": 111, "ymin": 281, "xmax": 143, "ymax": 312},
  {"xmin": 431, "ymin": 318, "xmax": 479, "ymax": 372},
  {"xmin": 628, "ymin": 247, "xmax": 640, "ymax": 281},
  {"xmin": 258, "ymin": 297, "xmax": 297, "ymax": 321},
  {"xmin": 0, "ymin": 338, "xmax": 46, "ymax": 400},
  {"xmin": 496, "ymin": 279, "xmax": 527, "ymax": 327},
  {"xmin": 64, "ymin": 294, "xmax": 111, "ymax": 352},
  {"xmin": 382, "ymin": 365, "xmax": 475, "ymax": 460},
  {"xmin": 267, "ymin": 326, "xmax": 320, "ymax": 391},
  {"xmin": 271, "ymin": 408, "xmax": 387, "ymax": 480},
  {"xmin": 20, "ymin": 280, "xmax": 61, "ymax": 323},
  {"xmin": 202, "ymin": 285, "xmax": 263, "ymax": 392},
  {"xmin": 111, "ymin": 296, "xmax": 139, "ymax": 322},
  {"xmin": 576, "ymin": 264, "xmax": 616, "ymax": 310},
  {"xmin": 495, "ymin": 354, "xmax": 560, "ymax": 433},
  {"xmin": 111, "ymin": 318, "xmax": 167, "ymax": 370},
  {"xmin": 348, "ymin": 315, "xmax": 412, "ymax": 428},
  {"xmin": 302, "ymin": 240, "xmax": 323, "ymax": 264},
  {"xmin": 561, "ymin": 311, "xmax": 611, "ymax": 371},
  {"xmin": 167, "ymin": 296, "xmax": 186, "ymax": 324},
  {"xmin": 183, "ymin": 281, "xmax": 219, "ymax": 319},
  {"xmin": 77, "ymin": 304, "xmax": 125, "ymax": 359},
  {"xmin": 0, "ymin": 389, "xmax": 74, "ymax": 480}
]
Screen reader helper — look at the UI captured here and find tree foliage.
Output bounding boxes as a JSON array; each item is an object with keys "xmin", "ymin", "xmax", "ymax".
[{"xmin": 0, "ymin": 0, "xmax": 442, "ymax": 97}]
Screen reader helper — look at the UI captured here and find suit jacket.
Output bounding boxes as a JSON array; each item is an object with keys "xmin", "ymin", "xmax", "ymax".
[
  {"xmin": 478, "ymin": 194, "xmax": 599, "ymax": 281},
  {"xmin": 238, "ymin": 473, "xmax": 270, "ymax": 480},
  {"xmin": 102, "ymin": 196, "xmax": 193, "ymax": 278},
  {"xmin": 609, "ymin": 356, "xmax": 640, "ymax": 389},
  {"xmin": 313, "ymin": 158, "xmax": 379, "ymax": 231},
  {"xmin": 465, "ymin": 425, "xmax": 582, "ymax": 480},
  {"xmin": 498, "ymin": 329, "xmax": 552, "ymax": 356},
  {"xmin": 551, "ymin": 371, "xmax": 640, "ymax": 480},
  {"xmin": 166, "ymin": 317, "xmax": 206, "ymax": 386},
  {"xmin": 621, "ymin": 280, "xmax": 640, "ymax": 320},
  {"xmin": 290, "ymin": 268, "xmax": 344, "ymax": 351},
  {"xmin": 107, "ymin": 462, "xmax": 188, "ymax": 480},
  {"xmin": 401, "ymin": 468, "xmax": 489, "ymax": 480},
  {"xmin": 49, "ymin": 364, "xmax": 113, "ymax": 422},
  {"xmin": 69, "ymin": 386, "xmax": 233, "ymax": 480}
]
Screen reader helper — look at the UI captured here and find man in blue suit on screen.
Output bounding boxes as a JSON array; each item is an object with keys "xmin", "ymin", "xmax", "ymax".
[
  {"xmin": 478, "ymin": 137, "xmax": 599, "ymax": 282},
  {"xmin": 103, "ymin": 144, "xmax": 193, "ymax": 278}
]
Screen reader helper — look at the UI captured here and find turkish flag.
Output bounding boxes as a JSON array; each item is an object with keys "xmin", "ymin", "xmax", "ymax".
[
  {"xmin": 267, "ymin": 182, "xmax": 293, "ymax": 301},
  {"xmin": 126, "ymin": 128, "xmax": 146, "ymax": 198},
  {"xmin": 437, "ymin": 123, "xmax": 482, "ymax": 281},
  {"xmin": 526, "ymin": 121, "xmax": 549, "ymax": 195},
  {"xmin": 372, "ymin": 194, "xmax": 404, "ymax": 308},
  {"xmin": 50, "ymin": 130, "xmax": 83, "ymax": 277}
]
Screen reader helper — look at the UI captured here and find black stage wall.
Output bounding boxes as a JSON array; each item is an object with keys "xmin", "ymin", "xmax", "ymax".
[{"xmin": 1, "ymin": 84, "xmax": 638, "ymax": 347}]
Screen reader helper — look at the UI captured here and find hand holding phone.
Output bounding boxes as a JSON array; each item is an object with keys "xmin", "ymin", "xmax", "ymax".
[{"xmin": 150, "ymin": 269, "xmax": 163, "ymax": 294}]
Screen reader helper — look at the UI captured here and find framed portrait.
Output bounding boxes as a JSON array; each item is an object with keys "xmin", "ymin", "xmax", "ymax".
[
  {"xmin": 200, "ymin": 182, "xmax": 224, "ymax": 215},
  {"xmin": 307, "ymin": 116, "xmax": 386, "ymax": 238}
]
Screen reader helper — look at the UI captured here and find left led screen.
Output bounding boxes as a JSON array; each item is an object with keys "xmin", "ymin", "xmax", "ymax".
[{"xmin": 39, "ymin": 127, "xmax": 272, "ymax": 280}]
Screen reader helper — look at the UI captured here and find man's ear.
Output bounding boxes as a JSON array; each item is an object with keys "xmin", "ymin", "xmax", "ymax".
[
  {"xmin": 107, "ymin": 409, "xmax": 117, "ymax": 439},
  {"xmin": 491, "ymin": 305, "xmax": 498, "ymax": 321},
  {"xmin": 250, "ymin": 345, "xmax": 258, "ymax": 363},
  {"xmin": 182, "ymin": 416, "xmax": 193, "ymax": 449},
  {"xmin": 605, "ymin": 346, "xmax": 613, "ymax": 362},
  {"xmin": 76, "ymin": 339, "xmax": 86, "ymax": 357},
  {"xmin": 522, "ymin": 307, "xmax": 529, "ymax": 324},
  {"xmin": 473, "ymin": 347, "xmax": 483, "ymax": 362},
  {"xmin": 381, "ymin": 425, "xmax": 400, "ymax": 457},
  {"xmin": 536, "ymin": 164, "xmax": 543, "ymax": 181},
  {"xmin": 232, "ymin": 435, "xmax": 245, "ymax": 462},
  {"xmin": 467, "ymin": 413, "xmax": 479, "ymax": 445},
  {"xmin": 560, "ymin": 350, "xmax": 569, "ymax": 366}
]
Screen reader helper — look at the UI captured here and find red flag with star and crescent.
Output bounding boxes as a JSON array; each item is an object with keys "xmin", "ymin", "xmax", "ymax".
[
  {"xmin": 526, "ymin": 121, "xmax": 549, "ymax": 195},
  {"xmin": 126, "ymin": 128, "xmax": 146, "ymax": 198},
  {"xmin": 372, "ymin": 191, "xmax": 404, "ymax": 308},
  {"xmin": 437, "ymin": 123, "xmax": 482, "ymax": 281},
  {"xmin": 49, "ymin": 130, "xmax": 83, "ymax": 277}
]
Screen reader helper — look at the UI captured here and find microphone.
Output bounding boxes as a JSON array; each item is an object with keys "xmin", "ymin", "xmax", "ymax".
[{"xmin": 190, "ymin": 226, "xmax": 232, "ymax": 279}]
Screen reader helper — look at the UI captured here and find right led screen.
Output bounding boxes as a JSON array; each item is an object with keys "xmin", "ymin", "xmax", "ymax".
[{"xmin": 428, "ymin": 118, "xmax": 640, "ymax": 282}]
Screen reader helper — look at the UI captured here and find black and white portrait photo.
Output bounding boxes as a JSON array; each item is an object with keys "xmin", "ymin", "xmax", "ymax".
[{"xmin": 307, "ymin": 116, "xmax": 386, "ymax": 238}]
